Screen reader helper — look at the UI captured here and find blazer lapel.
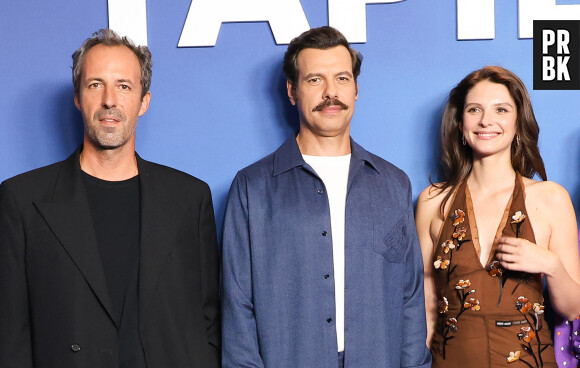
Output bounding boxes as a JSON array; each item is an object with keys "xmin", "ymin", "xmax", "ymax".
[
  {"xmin": 137, "ymin": 156, "xmax": 184, "ymax": 313},
  {"xmin": 33, "ymin": 148, "xmax": 117, "ymax": 328}
]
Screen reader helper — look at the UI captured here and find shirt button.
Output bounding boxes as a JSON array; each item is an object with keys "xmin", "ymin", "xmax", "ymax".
[
  {"xmin": 70, "ymin": 344, "xmax": 81, "ymax": 352},
  {"xmin": 317, "ymin": 189, "xmax": 324, "ymax": 194},
  {"xmin": 327, "ymin": 318, "xmax": 333, "ymax": 323},
  {"xmin": 322, "ymin": 231, "xmax": 327, "ymax": 236},
  {"xmin": 324, "ymin": 274, "xmax": 330, "ymax": 279}
]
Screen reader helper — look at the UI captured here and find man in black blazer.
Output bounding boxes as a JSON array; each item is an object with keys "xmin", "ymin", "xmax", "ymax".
[{"xmin": 0, "ymin": 29, "xmax": 220, "ymax": 368}]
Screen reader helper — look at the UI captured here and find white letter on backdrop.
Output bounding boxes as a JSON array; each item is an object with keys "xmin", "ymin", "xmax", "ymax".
[
  {"xmin": 178, "ymin": 0, "xmax": 310, "ymax": 47},
  {"xmin": 519, "ymin": 0, "xmax": 580, "ymax": 38},
  {"xmin": 328, "ymin": 0, "xmax": 403, "ymax": 43},
  {"xmin": 457, "ymin": 0, "xmax": 495, "ymax": 40},
  {"xmin": 108, "ymin": 0, "xmax": 148, "ymax": 46},
  {"xmin": 542, "ymin": 29, "xmax": 556, "ymax": 54}
]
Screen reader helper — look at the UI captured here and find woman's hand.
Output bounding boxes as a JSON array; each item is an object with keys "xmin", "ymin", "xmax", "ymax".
[{"xmin": 496, "ymin": 236, "xmax": 558, "ymax": 276}]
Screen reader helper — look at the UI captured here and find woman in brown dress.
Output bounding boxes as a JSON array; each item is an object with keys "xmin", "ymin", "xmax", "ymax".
[{"xmin": 415, "ymin": 66, "xmax": 580, "ymax": 367}]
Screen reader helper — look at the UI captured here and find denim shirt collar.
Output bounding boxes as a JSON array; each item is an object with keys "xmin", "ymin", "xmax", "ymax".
[{"xmin": 272, "ymin": 135, "xmax": 380, "ymax": 177}]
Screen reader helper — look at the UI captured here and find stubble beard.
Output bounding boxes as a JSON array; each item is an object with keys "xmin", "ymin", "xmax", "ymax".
[{"xmin": 84, "ymin": 117, "xmax": 136, "ymax": 150}]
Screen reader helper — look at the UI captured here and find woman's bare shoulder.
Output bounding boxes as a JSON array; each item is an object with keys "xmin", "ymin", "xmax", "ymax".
[
  {"xmin": 523, "ymin": 178, "xmax": 572, "ymax": 207},
  {"xmin": 417, "ymin": 184, "xmax": 452, "ymax": 217},
  {"xmin": 523, "ymin": 178, "xmax": 570, "ymax": 205},
  {"xmin": 418, "ymin": 183, "xmax": 451, "ymax": 201}
]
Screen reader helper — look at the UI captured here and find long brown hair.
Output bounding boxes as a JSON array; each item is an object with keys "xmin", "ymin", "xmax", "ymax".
[{"xmin": 434, "ymin": 66, "xmax": 547, "ymax": 213}]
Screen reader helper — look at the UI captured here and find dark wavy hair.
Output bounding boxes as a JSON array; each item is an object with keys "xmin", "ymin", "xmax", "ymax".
[
  {"xmin": 72, "ymin": 29, "xmax": 152, "ymax": 98},
  {"xmin": 434, "ymin": 66, "xmax": 546, "ymax": 211},
  {"xmin": 283, "ymin": 26, "xmax": 362, "ymax": 99}
]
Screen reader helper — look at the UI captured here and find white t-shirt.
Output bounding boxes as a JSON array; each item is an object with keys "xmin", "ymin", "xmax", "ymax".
[{"xmin": 302, "ymin": 153, "xmax": 351, "ymax": 353}]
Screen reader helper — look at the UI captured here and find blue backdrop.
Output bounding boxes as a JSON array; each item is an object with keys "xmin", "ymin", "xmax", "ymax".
[{"xmin": 1, "ymin": 0, "xmax": 579, "ymax": 235}]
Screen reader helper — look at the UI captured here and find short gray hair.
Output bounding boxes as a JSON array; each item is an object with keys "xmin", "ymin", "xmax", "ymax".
[{"xmin": 72, "ymin": 29, "xmax": 152, "ymax": 98}]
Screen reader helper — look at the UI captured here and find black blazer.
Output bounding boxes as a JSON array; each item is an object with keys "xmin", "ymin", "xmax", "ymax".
[{"xmin": 0, "ymin": 147, "xmax": 220, "ymax": 368}]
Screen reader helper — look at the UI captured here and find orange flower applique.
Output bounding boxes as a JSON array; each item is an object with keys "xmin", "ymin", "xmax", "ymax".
[
  {"xmin": 439, "ymin": 297, "xmax": 449, "ymax": 314},
  {"xmin": 463, "ymin": 297, "xmax": 480, "ymax": 311},
  {"xmin": 434, "ymin": 256, "xmax": 450, "ymax": 270},
  {"xmin": 516, "ymin": 296, "xmax": 532, "ymax": 314},
  {"xmin": 486, "ymin": 260, "xmax": 503, "ymax": 277},
  {"xmin": 446, "ymin": 317, "xmax": 458, "ymax": 332},
  {"xmin": 518, "ymin": 326, "xmax": 536, "ymax": 343},
  {"xmin": 451, "ymin": 209, "xmax": 466, "ymax": 226},
  {"xmin": 507, "ymin": 351, "xmax": 521, "ymax": 363},
  {"xmin": 455, "ymin": 279, "xmax": 472, "ymax": 289},
  {"xmin": 453, "ymin": 227, "xmax": 467, "ymax": 241},
  {"xmin": 510, "ymin": 297, "xmax": 549, "ymax": 366},
  {"xmin": 441, "ymin": 240, "xmax": 455, "ymax": 254}
]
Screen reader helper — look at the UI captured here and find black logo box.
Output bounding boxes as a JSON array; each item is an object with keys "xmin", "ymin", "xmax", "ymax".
[{"xmin": 533, "ymin": 20, "xmax": 580, "ymax": 90}]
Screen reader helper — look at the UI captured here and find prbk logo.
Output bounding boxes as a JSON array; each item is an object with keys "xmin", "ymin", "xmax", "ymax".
[{"xmin": 533, "ymin": 20, "xmax": 580, "ymax": 90}]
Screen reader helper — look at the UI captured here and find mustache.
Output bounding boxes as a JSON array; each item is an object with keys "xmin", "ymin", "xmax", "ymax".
[
  {"xmin": 312, "ymin": 98, "xmax": 349, "ymax": 112},
  {"xmin": 95, "ymin": 108, "xmax": 126, "ymax": 121}
]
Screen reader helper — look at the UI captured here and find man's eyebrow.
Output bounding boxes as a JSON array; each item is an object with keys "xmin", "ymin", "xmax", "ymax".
[
  {"xmin": 303, "ymin": 72, "xmax": 323, "ymax": 80},
  {"xmin": 116, "ymin": 79, "xmax": 135, "ymax": 84},
  {"xmin": 302, "ymin": 71, "xmax": 354, "ymax": 79}
]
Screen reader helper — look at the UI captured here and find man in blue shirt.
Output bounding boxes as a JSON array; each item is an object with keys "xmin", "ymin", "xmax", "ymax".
[{"xmin": 222, "ymin": 26, "xmax": 431, "ymax": 368}]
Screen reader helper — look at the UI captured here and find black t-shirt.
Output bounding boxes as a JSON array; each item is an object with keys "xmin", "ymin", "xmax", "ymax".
[{"xmin": 83, "ymin": 172, "xmax": 146, "ymax": 368}]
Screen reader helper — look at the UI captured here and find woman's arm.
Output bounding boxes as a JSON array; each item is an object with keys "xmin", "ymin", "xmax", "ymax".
[
  {"xmin": 496, "ymin": 181, "xmax": 580, "ymax": 320},
  {"xmin": 415, "ymin": 186, "xmax": 443, "ymax": 347}
]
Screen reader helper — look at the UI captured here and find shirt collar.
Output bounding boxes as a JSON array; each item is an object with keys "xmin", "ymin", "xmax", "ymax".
[{"xmin": 272, "ymin": 135, "xmax": 380, "ymax": 176}]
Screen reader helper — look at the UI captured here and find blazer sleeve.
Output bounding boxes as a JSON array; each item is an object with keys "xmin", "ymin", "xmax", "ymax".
[
  {"xmin": 221, "ymin": 173, "xmax": 265, "ymax": 368},
  {"xmin": 198, "ymin": 183, "xmax": 221, "ymax": 367},
  {"xmin": 0, "ymin": 182, "xmax": 33, "ymax": 367},
  {"xmin": 401, "ymin": 182, "xmax": 433, "ymax": 368}
]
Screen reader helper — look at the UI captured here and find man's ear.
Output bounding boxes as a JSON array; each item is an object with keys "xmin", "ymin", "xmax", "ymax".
[
  {"xmin": 138, "ymin": 91, "xmax": 151, "ymax": 117},
  {"xmin": 286, "ymin": 80, "xmax": 296, "ymax": 106},
  {"xmin": 74, "ymin": 93, "xmax": 81, "ymax": 110}
]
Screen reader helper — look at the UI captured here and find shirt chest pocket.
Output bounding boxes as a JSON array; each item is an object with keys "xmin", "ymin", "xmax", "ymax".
[{"xmin": 372, "ymin": 209, "xmax": 408, "ymax": 263}]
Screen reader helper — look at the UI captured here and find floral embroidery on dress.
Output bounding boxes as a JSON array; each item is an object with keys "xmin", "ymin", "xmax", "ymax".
[
  {"xmin": 532, "ymin": 303, "xmax": 545, "ymax": 330},
  {"xmin": 434, "ymin": 256, "xmax": 450, "ymax": 269},
  {"xmin": 435, "ymin": 209, "xmax": 470, "ymax": 281},
  {"xmin": 463, "ymin": 297, "xmax": 481, "ymax": 311},
  {"xmin": 441, "ymin": 279, "xmax": 480, "ymax": 359},
  {"xmin": 446, "ymin": 317, "xmax": 458, "ymax": 332},
  {"xmin": 455, "ymin": 279, "xmax": 471, "ymax": 289},
  {"xmin": 438, "ymin": 296, "xmax": 449, "ymax": 314},
  {"xmin": 487, "ymin": 260, "xmax": 503, "ymax": 277},
  {"xmin": 512, "ymin": 210, "xmax": 527, "ymax": 227},
  {"xmin": 488, "ymin": 210, "xmax": 531, "ymax": 306},
  {"xmin": 507, "ymin": 297, "xmax": 551, "ymax": 367},
  {"xmin": 442, "ymin": 240, "xmax": 455, "ymax": 254},
  {"xmin": 453, "ymin": 227, "xmax": 467, "ymax": 241},
  {"xmin": 516, "ymin": 296, "xmax": 533, "ymax": 314},
  {"xmin": 452, "ymin": 209, "xmax": 465, "ymax": 226},
  {"xmin": 519, "ymin": 326, "xmax": 536, "ymax": 343},
  {"xmin": 508, "ymin": 350, "xmax": 521, "ymax": 363},
  {"xmin": 435, "ymin": 208, "xmax": 480, "ymax": 360}
]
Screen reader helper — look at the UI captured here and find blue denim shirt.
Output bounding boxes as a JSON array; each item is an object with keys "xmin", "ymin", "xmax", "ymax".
[{"xmin": 222, "ymin": 136, "xmax": 431, "ymax": 368}]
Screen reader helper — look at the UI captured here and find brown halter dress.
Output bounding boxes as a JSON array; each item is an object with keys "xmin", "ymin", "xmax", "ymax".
[{"xmin": 430, "ymin": 175, "xmax": 556, "ymax": 367}]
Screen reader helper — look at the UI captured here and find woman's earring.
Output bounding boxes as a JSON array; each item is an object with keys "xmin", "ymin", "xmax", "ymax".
[
  {"xmin": 462, "ymin": 135, "xmax": 466, "ymax": 146},
  {"xmin": 516, "ymin": 135, "xmax": 520, "ymax": 146}
]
